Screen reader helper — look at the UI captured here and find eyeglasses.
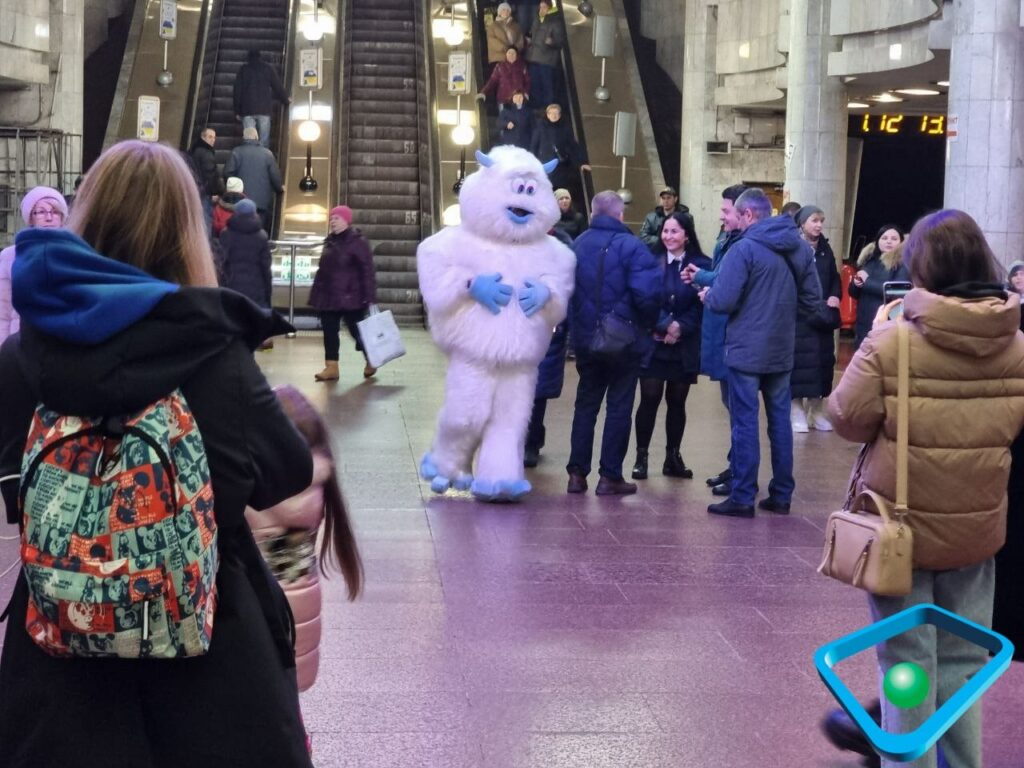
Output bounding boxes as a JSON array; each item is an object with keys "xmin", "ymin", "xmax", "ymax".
[{"xmin": 30, "ymin": 208, "xmax": 62, "ymax": 219}]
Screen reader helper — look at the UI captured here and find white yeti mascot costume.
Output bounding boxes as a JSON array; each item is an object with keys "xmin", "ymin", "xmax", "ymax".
[{"xmin": 417, "ymin": 145, "xmax": 576, "ymax": 502}]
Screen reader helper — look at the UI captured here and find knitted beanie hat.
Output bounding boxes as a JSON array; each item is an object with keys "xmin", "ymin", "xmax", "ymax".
[
  {"xmin": 234, "ymin": 199, "xmax": 257, "ymax": 216},
  {"xmin": 20, "ymin": 186, "xmax": 69, "ymax": 224},
  {"xmin": 330, "ymin": 205, "xmax": 353, "ymax": 225},
  {"xmin": 795, "ymin": 205, "xmax": 824, "ymax": 229},
  {"xmin": 226, "ymin": 177, "xmax": 244, "ymax": 193}
]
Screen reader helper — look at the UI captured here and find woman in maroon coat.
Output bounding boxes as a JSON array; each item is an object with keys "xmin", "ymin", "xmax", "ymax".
[
  {"xmin": 478, "ymin": 47, "xmax": 531, "ymax": 107},
  {"xmin": 308, "ymin": 205, "xmax": 378, "ymax": 381}
]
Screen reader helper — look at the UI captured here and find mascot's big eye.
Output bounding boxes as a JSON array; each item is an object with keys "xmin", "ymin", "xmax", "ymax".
[
  {"xmin": 525, "ymin": 182, "xmax": 537, "ymax": 195},
  {"xmin": 511, "ymin": 177, "xmax": 527, "ymax": 194}
]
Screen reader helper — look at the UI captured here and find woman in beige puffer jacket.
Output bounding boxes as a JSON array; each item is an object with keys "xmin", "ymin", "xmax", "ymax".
[
  {"xmin": 825, "ymin": 209, "xmax": 1024, "ymax": 768},
  {"xmin": 246, "ymin": 386, "xmax": 363, "ymax": 691}
]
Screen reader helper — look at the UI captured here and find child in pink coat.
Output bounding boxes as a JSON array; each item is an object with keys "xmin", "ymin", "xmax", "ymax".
[{"xmin": 245, "ymin": 385, "xmax": 363, "ymax": 691}]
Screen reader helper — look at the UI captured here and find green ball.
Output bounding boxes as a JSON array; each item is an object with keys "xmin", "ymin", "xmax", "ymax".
[{"xmin": 883, "ymin": 662, "xmax": 931, "ymax": 709}]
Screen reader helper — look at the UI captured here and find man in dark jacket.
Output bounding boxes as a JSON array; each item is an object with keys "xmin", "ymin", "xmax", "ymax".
[
  {"xmin": 553, "ymin": 188, "xmax": 587, "ymax": 240},
  {"xmin": 524, "ymin": 0, "xmax": 565, "ymax": 108},
  {"xmin": 565, "ymin": 190, "xmax": 662, "ymax": 496},
  {"xmin": 703, "ymin": 188, "xmax": 821, "ymax": 517},
  {"xmin": 224, "ymin": 127, "xmax": 284, "ymax": 233},
  {"xmin": 683, "ymin": 182, "xmax": 746, "ymax": 494},
  {"xmin": 638, "ymin": 186, "xmax": 690, "ymax": 248},
  {"xmin": 233, "ymin": 49, "xmax": 290, "ymax": 149},
  {"xmin": 188, "ymin": 127, "xmax": 223, "ymax": 234},
  {"xmin": 530, "ymin": 104, "xmax": 590, "ymax": 203}
]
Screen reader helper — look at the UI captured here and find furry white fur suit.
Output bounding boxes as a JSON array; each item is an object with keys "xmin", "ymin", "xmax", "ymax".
[{"xmin": 417, "ymin": 146, "xmax": 576, "ymax": 502}]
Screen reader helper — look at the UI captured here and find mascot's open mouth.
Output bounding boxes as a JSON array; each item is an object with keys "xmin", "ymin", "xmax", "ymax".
[{"xmin": 506, "ymin": 206, "xmax": 533, "ymax": 224}]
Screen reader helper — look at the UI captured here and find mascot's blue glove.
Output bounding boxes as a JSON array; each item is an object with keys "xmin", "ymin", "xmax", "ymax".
[
  {"xmin": 469, "ymin": 272, "xmax": 513, "ymax": 314},
  {"xmin": 518, "ymin": 279, "xmax": 551, "ymax": 317}
]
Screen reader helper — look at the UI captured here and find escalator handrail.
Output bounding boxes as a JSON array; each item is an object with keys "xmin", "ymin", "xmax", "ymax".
[
  {"xmin": 181, "ymin": 0, "xmax": 220, "ymax": 150},
  {"xmin": 556, "ymin": 4, "xmax": 594, "ymax": 214},
  {"xmin": 468, "ymin": 0, "xmax": 492, "ymax": 152},
  {"xmin": 416, "ymin": 0, "xmax": 441, "ymax": 240}
]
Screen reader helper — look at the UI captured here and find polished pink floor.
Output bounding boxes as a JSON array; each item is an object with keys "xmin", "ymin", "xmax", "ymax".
[{"xmin": 2, "ymin": 329, "xmax": 1022, "ymax": 767}]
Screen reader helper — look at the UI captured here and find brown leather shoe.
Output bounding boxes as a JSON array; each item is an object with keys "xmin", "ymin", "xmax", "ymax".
[
  {"xmin": 566, "ymin": 472, "xmax": 588, "ymax": 494},
  {"xmin": 595, "ymin": 476, "xmax": 638, "ymax": 496}
]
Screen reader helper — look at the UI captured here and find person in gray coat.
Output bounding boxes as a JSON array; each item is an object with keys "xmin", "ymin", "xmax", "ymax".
[
  {"xmin": 224, "ymin": 127, "xmax": 284, "ymax": 232},
  {"xmin": 702, "ymin": 188, "xmax": 821, "ymax": 518},
  {"xmin": 524, "ymin": 0, "xmax": 565, "ymax": 108}
]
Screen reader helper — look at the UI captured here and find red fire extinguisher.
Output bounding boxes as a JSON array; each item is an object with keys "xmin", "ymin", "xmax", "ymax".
[{"xmin": 840, "ymin": 264, "xmax": 858, "ymax": 330}]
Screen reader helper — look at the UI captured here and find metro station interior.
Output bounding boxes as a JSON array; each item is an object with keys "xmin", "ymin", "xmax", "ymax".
[{"xmin": 1, "ymin": 1, "xmax": 1023, "ymax": 766}]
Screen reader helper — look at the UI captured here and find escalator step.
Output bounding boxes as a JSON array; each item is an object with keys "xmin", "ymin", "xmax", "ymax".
[
  {"xmin": 347, "ymin": 152, "xmax": 419, "ymax": 168},
  {"xmin": 349, "ymin": 98, "xmax": 418, "ymax": 114},
  {"xmin": 376, "ymin": 272, "xmax": 420, "ymax": 289},
  {"xmin": 348, "ymin": 127, "xmax": 420, "ymax": 142},
  {"xmin": 372, "ymin": 255, "xmax": 419, "ymax": 272},
  {"xmin": 352, "ymin": 64, "xmax": 413, "ymax": 78},
  {"xmin": 349, "ymin": 114, "xmax": 418, "ymax": 128},
  {"xmin": 354, "ymin": 209, "xmax": 421, "ymax": 226},
  {"xmin": 348, "ymin": 166, "xmax": 420, "ymax": 183},
  {"xmin": 349, "ymin": 180, "xmax": 419, "ymax": 197},
  {"xmin": 349, "ymin": 194, "xmax": 421, "ymax": 210},
  {"xmin": 371, "ymin": 240, "xmax": 421, "ymax": 257},
  {"xmin": 360, "ymin": 225, "xmax": 421, "ymax": 241}
]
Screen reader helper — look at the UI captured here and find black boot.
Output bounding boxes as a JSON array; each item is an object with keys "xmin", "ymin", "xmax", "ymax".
[
  {"xmin": 631, "ymin": 449, "xmax": 649, "ymax": 480},
  {"xmin": 662, "ymin": 451, "xmax": 694, "ymax": 479},
  {"xmin": 821, "ymin": 700, "xmax": 881, "ymax": 767}
]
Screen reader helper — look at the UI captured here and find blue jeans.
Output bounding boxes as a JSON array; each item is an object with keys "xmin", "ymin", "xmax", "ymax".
[
  {"xmin": 726, "ymin": 368, "xmax": 794, "ymax": 505},
  {"xmin": 567, "ymin": 351, "xmax": 640, "ymax": 480},
  {"xmin": 242, "ymin": 115, "xmax": 272, "ymax": 148},
  {"xmin": 719, "ymin": 379, "xmax": 732, "ymax": 466},
  {"xmin": 869, "ymin": 560, "xmax": 993, "ymax": 768}
]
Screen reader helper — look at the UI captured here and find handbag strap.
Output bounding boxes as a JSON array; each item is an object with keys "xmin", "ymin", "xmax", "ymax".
[
  {"xmin": 593, "ymin": 239, "xmax": 613, "ymax": 315},
  {"xmin": 895, "ymin": 317, "xmax": 910, "ymax": 512}
]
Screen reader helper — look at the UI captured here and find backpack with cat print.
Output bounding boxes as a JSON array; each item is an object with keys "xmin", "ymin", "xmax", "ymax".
[{"xmin": 18, "ymin": 388, "xmax": 218, "ymax": 658}]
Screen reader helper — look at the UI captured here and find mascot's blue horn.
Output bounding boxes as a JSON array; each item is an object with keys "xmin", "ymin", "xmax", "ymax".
[
  {"xmin": 475, "ymin": 150, "xmax": 495, "ymax": 167},
  {"xmin": 542, "ymin": 158, "xmax": 559, "ymax": 175}
]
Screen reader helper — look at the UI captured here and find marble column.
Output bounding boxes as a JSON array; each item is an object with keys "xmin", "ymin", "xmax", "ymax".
[
  {"xmin": 784, "ymin": 0, "xmax": 848, "ymax": 250},
  {"xmin": 679, "ymin": 0, "xmax": 719, "ymax": 248},
  {"xmin": 943, "ymin": 0, "xmax": 1024, "ymax": 269}
]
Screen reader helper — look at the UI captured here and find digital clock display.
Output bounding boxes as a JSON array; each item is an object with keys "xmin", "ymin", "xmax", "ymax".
[{"xmin": 856, "ymin": 114, "xmax": 946, "ymax": 135}]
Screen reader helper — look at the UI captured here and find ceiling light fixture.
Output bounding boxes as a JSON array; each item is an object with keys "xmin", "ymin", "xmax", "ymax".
[
  {"xmin": 871, "ymin": 92, "xmax": 903, "ymax": 103},
  {"xmin": 936, "ymin": 80, "xmax": 950, "ymax": 87},
  {"xmin": 847, "ymin": 102, "xmax": 870, "ymax": 109},
  {"xmin": 895, "ymin": 88, "xmax": 940, "ymax": 96}
]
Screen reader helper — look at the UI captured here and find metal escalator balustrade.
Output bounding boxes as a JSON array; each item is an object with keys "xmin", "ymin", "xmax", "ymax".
[{"xmin": 341, "ymin": 0, "xmax": 427, "ymax": 328}]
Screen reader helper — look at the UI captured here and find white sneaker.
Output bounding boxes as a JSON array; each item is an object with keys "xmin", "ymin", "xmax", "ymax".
[
  {"xmin": 791, "ymin": 400, "xmax": 809, "ymax": 433},
  {"xmin": 807, "ymin": 398, "xmax": 833, "ymax": 431}
]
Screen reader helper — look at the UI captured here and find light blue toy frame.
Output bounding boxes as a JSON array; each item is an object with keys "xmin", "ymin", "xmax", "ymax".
[{"xmin": 814, "ymin": 603, "xmax": 1015, "ymax": 763}]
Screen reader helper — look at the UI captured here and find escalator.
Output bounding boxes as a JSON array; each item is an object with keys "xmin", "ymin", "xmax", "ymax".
[
  {"xmin": 339, "ymin": 0, "xmax": 428, "ymax": 327},
  {"xmin": 189, "ymin": 0, "xmax": 291, "ymax": 190}
]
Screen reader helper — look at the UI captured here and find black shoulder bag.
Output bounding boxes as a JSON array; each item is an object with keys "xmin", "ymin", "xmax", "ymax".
[{"xmin": 589, "ymin": 241, "xmax": 638, "ymax": 359}]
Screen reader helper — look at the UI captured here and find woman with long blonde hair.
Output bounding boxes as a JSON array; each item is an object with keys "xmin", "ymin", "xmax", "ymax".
[{"xmin": 0, "ymin": 140, "xmax": 315, "ymax": 767}]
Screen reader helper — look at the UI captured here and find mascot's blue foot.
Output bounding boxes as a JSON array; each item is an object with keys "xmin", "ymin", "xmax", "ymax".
[
  {"xmin": 430, "ymin": 475, "xmax": 452, "ymax": 494},
  {"xmin": 453, "ymin": 473, "xmax": 474, "ymax": 491},
  {"xmin": 471, "ymin": 478, "xmax": 532, "ymax": 503},
  {"xmin": 419, "ymin": 454, "xmax": 439, "ymax": 481}
]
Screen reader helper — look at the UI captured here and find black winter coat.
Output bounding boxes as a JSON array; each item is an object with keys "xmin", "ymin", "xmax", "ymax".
[
  {"xmin": 995, "ymin": 428, "xmax": 1024, "ymax": 661},
  {"xmin": 308, "ymin": 228, "xmax": 377, "ymax": 312},
  {"xmin": 554, "ymin": 207, "xmax": 587, "ymax": 240},
  {"xmin": 498, "ymin": 103, "xmax": 533, "ymax": 149},
  {"xmin": 790, "ymin": 236, "xmax": 841, "ymax": 399},
  {"xmin": 849, "ymin": 253, "xmax": 911, "ymax": 348},
  {"xmin": 0, "ymin": 290, "xmax": 314, "ymax": 768},
  {"xmin": 219, "ymin": 212, "xmax": 272, "ymax": 308},
  {"xmin": 188, "ymin": 139, "xmax": 223, "ymax": 198},
  {"xmin": 641, "ymin": 251, "xmax": 712, "ymax": 376},
  {"xmin": 529, "ymin": 116, "xmax": 587, "ymax": 170},
  {"xmin": 232, "ymin": 59, "xmax": 289, "ymax": 117}
]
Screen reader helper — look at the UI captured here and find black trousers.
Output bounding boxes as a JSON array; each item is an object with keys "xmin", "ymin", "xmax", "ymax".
[
  {"xmin": 320, "ymin": 309, "xmax": 368, "ymax": 362},
  {"xmin": 566, "ymin": 351, "xmax": 640, "ymax": 480}
]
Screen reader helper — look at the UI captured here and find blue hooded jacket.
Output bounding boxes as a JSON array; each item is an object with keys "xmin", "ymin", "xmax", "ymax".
[
  {"xmin": 704, "ymin": 215, "xmax": 822, "ymax": 374},
  {"xmin": 11, "ymin": 228, "xmax": 177, "ymax": 345}
]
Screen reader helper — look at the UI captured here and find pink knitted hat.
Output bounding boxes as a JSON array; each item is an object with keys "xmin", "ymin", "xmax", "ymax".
[
  {"xmin": 20, "ymin": 186, "xmax": 69, "ymax": 224},
  {"xmin": 330, "ymin": 205, "xmax": 353, "ymax": 225}
]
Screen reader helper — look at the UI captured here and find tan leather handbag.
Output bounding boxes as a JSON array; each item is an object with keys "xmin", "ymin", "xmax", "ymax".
[{"xmin": 818, "ymin": 319, "xmax": 913, "ymax": 596}]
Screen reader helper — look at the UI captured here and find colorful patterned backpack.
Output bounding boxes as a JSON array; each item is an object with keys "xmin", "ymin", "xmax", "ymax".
[{"xmin": 18, "ymin": 389, "xmax": 218, "ymax": 658}]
